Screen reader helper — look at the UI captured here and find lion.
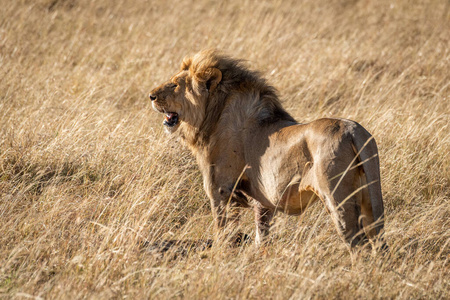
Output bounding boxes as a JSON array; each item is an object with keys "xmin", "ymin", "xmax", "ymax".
[{"xmin": 149, "ymin": 49, "xmax": 385, "ymax": 248}]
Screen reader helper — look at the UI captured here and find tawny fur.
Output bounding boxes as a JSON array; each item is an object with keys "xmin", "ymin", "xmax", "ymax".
[{"xmin": 150, "ymin": 49, "xmax": 385, "ymax": 247}]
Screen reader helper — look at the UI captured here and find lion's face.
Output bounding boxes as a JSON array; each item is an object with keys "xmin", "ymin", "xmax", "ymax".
[
  {"xmin": 150, "ymin": 70, "xmax": 203, "ymax": 133},
  {"xmin": 149, "ymin": 58, "xmax": 222, "ymax": 135}
]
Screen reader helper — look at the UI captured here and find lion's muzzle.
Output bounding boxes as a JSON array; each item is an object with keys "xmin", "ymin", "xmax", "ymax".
[{"xmin": 149, "ymin": 93, "xmax": 179, "ymax": 128}]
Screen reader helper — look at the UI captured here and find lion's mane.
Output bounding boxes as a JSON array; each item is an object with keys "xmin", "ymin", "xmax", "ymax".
[{"xmin": 181, "ymin": 50, "xmax": 296, "ymax": 145}]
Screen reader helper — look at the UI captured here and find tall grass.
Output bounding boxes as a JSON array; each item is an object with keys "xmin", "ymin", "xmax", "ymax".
[{"xmin": 1, "ymin": 0, "xmax": 449, "ymax": 298}]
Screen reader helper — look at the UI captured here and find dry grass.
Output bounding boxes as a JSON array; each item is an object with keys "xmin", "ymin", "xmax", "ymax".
[{"xmin": 1, "ymin": 0, "xmax": 449, "ymax": 298}]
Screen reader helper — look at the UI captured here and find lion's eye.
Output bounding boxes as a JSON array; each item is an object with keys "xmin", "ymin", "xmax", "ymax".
[{"xmin": 171, "ymin": 83, "xmax": 178, "ymax": 89}]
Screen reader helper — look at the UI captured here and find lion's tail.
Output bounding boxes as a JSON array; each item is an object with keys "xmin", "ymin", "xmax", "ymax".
[{"xmin": 350, "ymin": 124, "xmax": 385, "ymax": 237}]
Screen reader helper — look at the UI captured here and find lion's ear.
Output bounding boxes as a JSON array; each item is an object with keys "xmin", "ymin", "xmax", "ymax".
[
  {"xmin": 204, "ymin": 68, "xmax": 222, "ymax": 93},
  {"xmin": 180, "ymin": 56, "xmax": 192, "ymax": 71}
]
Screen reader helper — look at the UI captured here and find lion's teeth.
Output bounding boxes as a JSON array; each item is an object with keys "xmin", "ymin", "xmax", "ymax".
[{"xmin": 164, "ymin": 112, "xmax": 178, "ymax": 122}]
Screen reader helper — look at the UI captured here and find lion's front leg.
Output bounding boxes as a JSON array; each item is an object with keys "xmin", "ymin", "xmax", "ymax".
[
  {"xmin": 254, "ymin": 204, "xmax": 274, "ymax": 246},
  {"xmin": 202, "ymin": 160, "xmax": 252, "ymax": 245},
  {"xmin": 209, "ymin": 193, "xmax": 240, "ymax": 229},
  {"xmin": 207, "ymin": 185, "xmax": 244, "ymax": 245}
]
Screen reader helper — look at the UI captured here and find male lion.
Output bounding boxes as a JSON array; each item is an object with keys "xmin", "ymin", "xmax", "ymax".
[{"xmin": 149, "ymin": 49, "xmax": 385, "ymax": 248}]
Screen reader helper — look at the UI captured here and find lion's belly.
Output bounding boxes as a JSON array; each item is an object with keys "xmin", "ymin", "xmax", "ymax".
[
  {"xmin": 257, "ymin": 175, "xmax": 318, "ymax": 215},
  {"xmin": 276, "ymin": 183, "xmax": 318, "ymax": 215}
]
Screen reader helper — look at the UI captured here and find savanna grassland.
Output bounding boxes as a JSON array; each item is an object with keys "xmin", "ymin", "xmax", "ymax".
[{"xmin": 1, "ymin": 0, "xmax": 449, "ymax": 298}]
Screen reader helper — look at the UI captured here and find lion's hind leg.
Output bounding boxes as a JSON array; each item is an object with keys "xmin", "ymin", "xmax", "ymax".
[
  {"xmin": 314, "ymin": 165, "xmax": 367, "ymax": 248},
  {"xmin": 359, "ymin": 170, "xmax": 377, "ymax": 239},
  {"xmin": 358, "ymin": 169, "xmax": 388, "ymax": 251}
]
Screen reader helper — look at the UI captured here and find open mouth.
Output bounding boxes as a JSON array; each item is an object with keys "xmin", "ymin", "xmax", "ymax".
[{"xmin": 163, "ymin": 112, "xmax": 179, "ymax": 127}]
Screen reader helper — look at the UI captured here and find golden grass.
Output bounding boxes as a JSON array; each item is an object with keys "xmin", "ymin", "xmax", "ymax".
[{"xmin": 1, "ymin": 0, "xmax": 449, "ymax": 298}]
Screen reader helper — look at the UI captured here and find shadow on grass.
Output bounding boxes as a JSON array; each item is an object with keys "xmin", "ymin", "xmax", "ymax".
[{"xmin": 141, "ymin": 233, "xmax": 252, "ymax": 257}]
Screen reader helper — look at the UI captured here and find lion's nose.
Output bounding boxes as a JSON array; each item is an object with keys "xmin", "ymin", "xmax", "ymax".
[{"xmin": 149, "ymin": 94, "xmax": 157, "ymax": 101}]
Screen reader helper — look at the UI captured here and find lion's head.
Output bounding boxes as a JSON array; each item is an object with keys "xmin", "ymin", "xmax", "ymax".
[
  {"xmin": 149, "ymin": 49, "xmax": 295, "ymax": 144},
  {"xmin": 149, "ymin": 49, "xmax": 223, "ymax": 135}
]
